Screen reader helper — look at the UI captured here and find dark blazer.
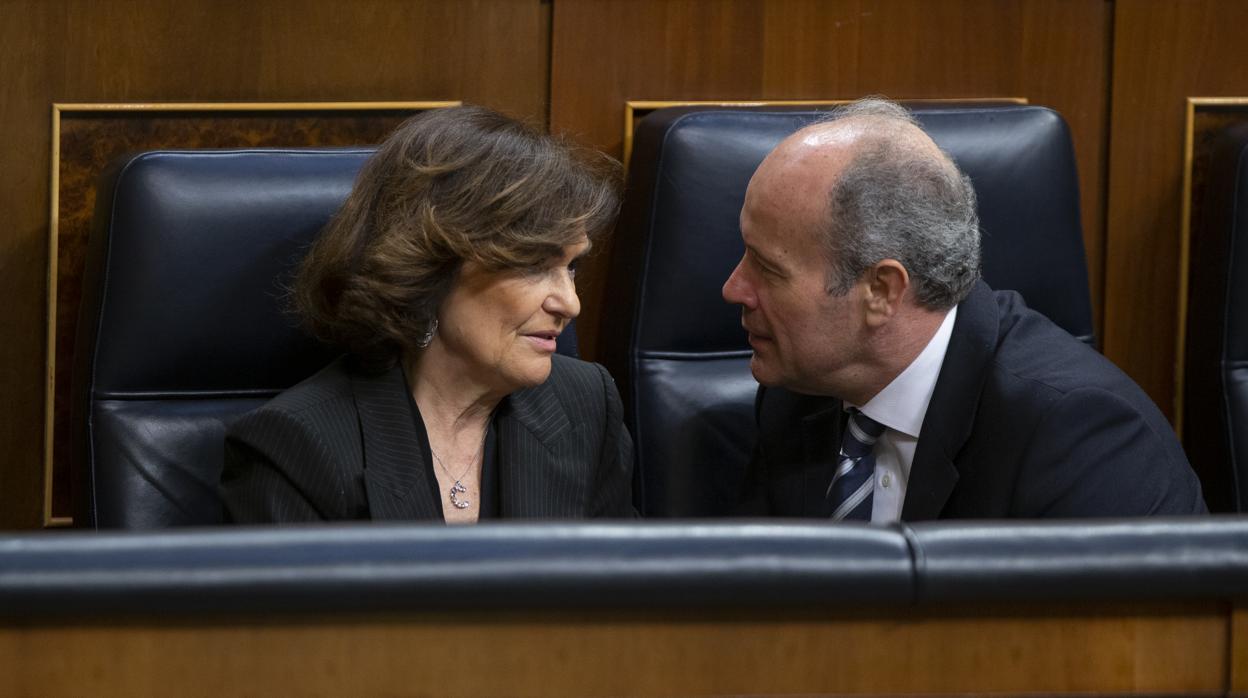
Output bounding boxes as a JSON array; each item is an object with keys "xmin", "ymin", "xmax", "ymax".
[
  {"xmin": 222, "ymin": 354, "xmax": 635, "ymax": 522},
  {"xmin": 742, "ymin": 281, "xmax": 1207, "ymax": 519}
]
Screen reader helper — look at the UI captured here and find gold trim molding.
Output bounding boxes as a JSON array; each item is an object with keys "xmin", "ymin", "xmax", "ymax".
[
  {"xmin": 1174, "ymin": 97, "xmax": 1248, "ymax": 440},
  {"xmin": 623, "ymin": 97, "xmax": 1028, "ymax": 169}
]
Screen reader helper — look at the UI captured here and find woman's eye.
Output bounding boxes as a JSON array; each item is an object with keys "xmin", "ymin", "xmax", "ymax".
[{"xmin": 522, "ymin": 259, "xmax": 574, "ymax": 280}]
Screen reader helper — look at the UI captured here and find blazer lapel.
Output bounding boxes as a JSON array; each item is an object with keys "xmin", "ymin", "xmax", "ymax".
[
  {"xmin": 494, "ymin": 380, "xmax": 573, "ymax": 517},
  {"xmin": 902, "ymin": 282, "xmax": 996, "ymax": 520},
  {"xmin": 800, "ymin": 399, "xmax": 844, "ymax": 517},
  {"xmin": 350, "ymin": 365, "xmax": 441, "ymax": 520}
]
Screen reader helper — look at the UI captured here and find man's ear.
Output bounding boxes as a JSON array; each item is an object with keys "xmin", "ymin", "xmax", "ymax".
[{"xmin": 863, "ymin": 259, "xmax": 909, "ymax": 327}]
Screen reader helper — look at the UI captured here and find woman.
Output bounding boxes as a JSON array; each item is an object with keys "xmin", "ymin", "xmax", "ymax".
[{"xmin": 221, "ymin": 106, "xmax": 633, "ymax": 523}]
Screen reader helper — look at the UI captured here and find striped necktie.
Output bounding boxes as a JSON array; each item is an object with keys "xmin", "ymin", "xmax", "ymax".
[{"xmin": 827, "ymin": 409, "xmax": 886, "ymax": 521}]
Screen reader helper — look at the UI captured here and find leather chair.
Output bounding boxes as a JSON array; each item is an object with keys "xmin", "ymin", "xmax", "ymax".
[
  {"xmin": 73, "ymin": 148, "xmax": 579, "ymax": 528},
  {"xmin": 605, "ymin": 105, "xmax": 1094, "ymax": 517},
  {"xmin": 1182, "ymin": 122, "xmax": 1248, "ymax": 513}
]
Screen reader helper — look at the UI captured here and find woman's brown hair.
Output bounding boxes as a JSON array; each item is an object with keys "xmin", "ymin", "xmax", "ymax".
[{"xmin": 294, "ymin": 105, "xmax": 621, "ymax": 367}]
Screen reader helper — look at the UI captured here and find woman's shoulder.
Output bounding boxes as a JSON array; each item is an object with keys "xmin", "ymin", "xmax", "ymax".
[
  {"xmin": 503, "ymin": 356, "xmax": 622, "ymax": 439},
  {"xmin": 546, "ymin": 354, "xmax": 613, "ymax": 395},
  {"xmin": 235, "ymin": 356, "xmax": 358, "ymax": 430}
]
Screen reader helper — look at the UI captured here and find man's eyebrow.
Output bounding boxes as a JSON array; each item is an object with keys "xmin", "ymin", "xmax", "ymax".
[{"xmin": 746, "ymin": 243, "xmax": 782, "ymax": 269}]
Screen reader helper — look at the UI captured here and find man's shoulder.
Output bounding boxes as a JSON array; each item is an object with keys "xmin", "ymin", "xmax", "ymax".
[
  {"xmin": 981, "ymin": 289, "xmax": 1145, "ymax": 405},
  {"xmin": 970, "ymin": 288, "xmax": 1188, "ymax": 468},
  {"xmin": 946, "ymin": 287, "xmax": 1203, "ymax": 517}
]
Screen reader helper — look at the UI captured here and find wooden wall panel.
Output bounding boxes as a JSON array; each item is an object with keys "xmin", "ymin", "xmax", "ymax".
[
  {"xmin": 1106, "ymin": 0, "xmax": 1248, "ymax": 418},
  {"xmin": 0, "ymin": 3, "xmax": 58, "ymax": 532},
  {"xmin": 0, "ymin": 604, "xmax": 1231, "ymax": 696},
  {"xmin": 1235, "ymin": 603, "xmax": 1248, "ymax": 696},
  {"xmin": 551, "ymin": 0, "xmax": 1112, "ymax": 363},
  {"xmin": 0, "ymin": 0, "xmax": 551, "ymax": 529}
]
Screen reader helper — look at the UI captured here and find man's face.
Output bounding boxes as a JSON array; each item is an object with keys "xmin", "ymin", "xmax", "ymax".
[{"xmin": 721, "ymin": 140, "xmax": 867, "ymax": 396}]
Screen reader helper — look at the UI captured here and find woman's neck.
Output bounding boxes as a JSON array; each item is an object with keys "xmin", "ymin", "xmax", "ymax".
[{"xmin": 402, "ymin": 347, "xmax": 499, "ymax": 441}]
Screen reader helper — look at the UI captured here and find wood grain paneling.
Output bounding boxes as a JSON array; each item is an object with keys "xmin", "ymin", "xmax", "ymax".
[
  {"xmin": 0, "ymin": 604, "xmax": 1229, "ymax": 696},
  {"xmin": 0, "ymin": 0, "xmax": 550, "ymax": 529},
  {"xmin": 551, "ymin": 0, "xmax": 1111, "ymax": 363},
  {"xmin": 0, "ymin": 2, "xmax": 58, "ymax": 532},
  {"xmin": 1107, "ymin": 0, "xmax": 1248, "ymax": 418},
  {"xmin": 1234, "ymin": 603, "xmax": 1248, "ymax": 696}
]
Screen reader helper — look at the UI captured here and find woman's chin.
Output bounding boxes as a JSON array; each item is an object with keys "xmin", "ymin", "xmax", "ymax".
[{"xmin": 492, "ymin": 356, "xmax": 553, "ymax": 393}]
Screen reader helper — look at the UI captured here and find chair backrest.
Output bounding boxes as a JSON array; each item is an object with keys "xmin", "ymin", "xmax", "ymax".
[
  {"xmin": 1182, "ymin": 122, "xmax": 1248, "ymax": 513},
  {"xmin": 604, "ymin": 105, "xmax": 1093, "ymax": 517},
  {"xmin": 73, "ymin": 148, "xmax": 579, "ymax": 528}
]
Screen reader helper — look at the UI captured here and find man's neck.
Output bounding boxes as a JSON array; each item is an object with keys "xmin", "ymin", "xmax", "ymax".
[{"xmin": 842, "ymin": 307, "xmax": 949, "ymax": 407}]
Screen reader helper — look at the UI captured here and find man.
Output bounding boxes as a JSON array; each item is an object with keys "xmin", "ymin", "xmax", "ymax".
[{"xmin": 722, "ymin": 98, "xmax": 1206, "ymax": 521}]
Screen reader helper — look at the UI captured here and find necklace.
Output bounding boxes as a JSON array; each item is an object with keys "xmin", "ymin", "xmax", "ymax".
[{"xmin": 429, "ymin": 438, "xmax": 483, "ymax": 510}]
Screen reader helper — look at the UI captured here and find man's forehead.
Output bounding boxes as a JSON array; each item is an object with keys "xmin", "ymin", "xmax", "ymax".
[
  {"xmin": 751, "ymin": 137, "xmax": 845, "ymax": 206},
  {"xmin": 742, "ymin": 167, "xmax": 826, "ymax": 258}
]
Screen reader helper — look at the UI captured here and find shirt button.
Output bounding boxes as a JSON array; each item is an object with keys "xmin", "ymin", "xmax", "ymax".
[{"xmin": 881, "ymin": 473, "xmax": 892, "ymax": 488}]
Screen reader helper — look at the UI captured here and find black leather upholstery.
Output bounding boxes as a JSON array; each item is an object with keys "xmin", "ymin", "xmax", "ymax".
[
  {"xmin": 1184, "ymin": 123, "xmax": 1248, "ymax": 513},
  {"xmin": 605, "ymin": 106, "xmax": 1094, "ymax": 517},
  {"xmin": 2, "ymin": 519, "xmax": 1243, "ymax": 617},
  {"xmin": 74, "ymin": 149, "xmax": 579, "ymax": 529},
  {"xmin": 908, "ymin": 518, "xmax": 1248, "ymax": 602}
]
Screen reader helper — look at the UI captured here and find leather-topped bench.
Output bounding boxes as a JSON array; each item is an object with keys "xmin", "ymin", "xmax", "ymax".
[{"xmin": 2, "ymin": 519, "xmax": 1243, "ymax": 617}]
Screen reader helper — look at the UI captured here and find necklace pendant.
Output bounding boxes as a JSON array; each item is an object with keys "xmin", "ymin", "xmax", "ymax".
[{"xmin": 449, "ymin": 480, "xmax": 471, "ymax": 509}]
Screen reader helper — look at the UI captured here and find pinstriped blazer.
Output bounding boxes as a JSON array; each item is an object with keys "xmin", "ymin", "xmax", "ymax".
[{"xmin": 221, "ymin": 354, "xmax": 635, "ymax": 522}]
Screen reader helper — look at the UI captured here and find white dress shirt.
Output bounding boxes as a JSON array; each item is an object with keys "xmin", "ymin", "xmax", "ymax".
[{"xmin": 846, "ymin": 307, "xmax": 957, "ymax": 523}]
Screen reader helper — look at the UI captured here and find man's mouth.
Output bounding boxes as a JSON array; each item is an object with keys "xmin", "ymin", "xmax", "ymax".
[{"xmin": 742, "ymin": 323, "xmax": 772, "ymax": 343}]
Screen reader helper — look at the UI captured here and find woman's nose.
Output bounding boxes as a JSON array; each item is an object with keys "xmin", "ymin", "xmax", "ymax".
[{"xmin": 545, "ymin": 271, "xmax": 581, "ymax": 319}]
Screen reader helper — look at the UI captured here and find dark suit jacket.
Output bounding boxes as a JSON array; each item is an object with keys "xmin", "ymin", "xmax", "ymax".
[
  {"xmin": 742, "ymin": 281, "xmax": 1207, "ymax": 519},
  {"xmin": 222, "ymin": 354, "xmax": 635, "ymax": 522}
]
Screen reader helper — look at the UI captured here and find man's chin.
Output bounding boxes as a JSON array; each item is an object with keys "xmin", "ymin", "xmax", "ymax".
[
  {"xmin": 750, "ymin": 357, "xmax": 827, "ymax": 395},
  {"xmin": 748, "ymin": 356, "xmax": 781, "ymax": 387}
]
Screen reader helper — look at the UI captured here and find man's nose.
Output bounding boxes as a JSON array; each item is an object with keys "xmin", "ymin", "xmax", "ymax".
[{"xmin": 722, "ymin": 259, "xmax": 756, "ymax": 308}]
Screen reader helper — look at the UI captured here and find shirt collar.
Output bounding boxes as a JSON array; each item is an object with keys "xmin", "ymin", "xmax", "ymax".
[{"xmin": 851, "ymin": 306, "xmax": 957, "ymax": 438}]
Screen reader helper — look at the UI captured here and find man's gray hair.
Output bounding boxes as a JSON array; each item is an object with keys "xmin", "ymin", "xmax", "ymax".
[{"xmin": 817, "ymin": 98, "xmax": 981, "ymax": 310}]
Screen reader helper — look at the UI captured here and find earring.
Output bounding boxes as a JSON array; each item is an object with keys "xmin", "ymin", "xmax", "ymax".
[{"xmin": 415, "ymin": 318, "xmax": 438, "ymax": 348}]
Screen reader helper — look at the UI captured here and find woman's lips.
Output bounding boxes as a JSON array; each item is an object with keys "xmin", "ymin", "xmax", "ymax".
[{"xmin": 523, "ymin": 333, "xmax": 558, "ymax": 353}]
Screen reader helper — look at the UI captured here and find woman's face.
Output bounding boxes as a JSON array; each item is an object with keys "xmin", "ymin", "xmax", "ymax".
[{"xmin": 432, "ymin": 237, "xmax": 590, "ymax": 395}]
